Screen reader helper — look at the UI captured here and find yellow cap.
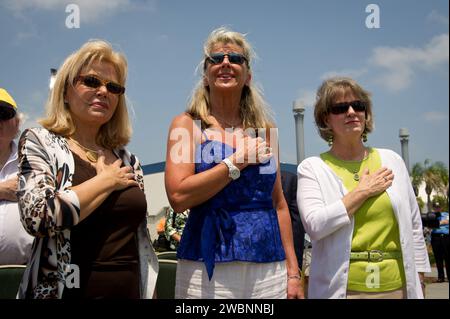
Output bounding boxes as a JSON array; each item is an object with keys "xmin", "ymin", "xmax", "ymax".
[{"xmin": 0, "ymin": 88, "xmax": 17, "ymax": 120}]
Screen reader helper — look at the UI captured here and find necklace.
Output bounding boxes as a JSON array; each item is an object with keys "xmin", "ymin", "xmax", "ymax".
[
  {"xmin": 348, "ymin": 152, "xmax": 370, "ymax": 181},
  {"xmin": 349, "ymin": 166, "xmax": 362, "ymax": 181},
  {"xmin": 212, "ymin": 114, "xmax": 242, "ymax": 130},
  {"xmin": 330, "ymin": 148, "xmax": 369, "ymax": 181},
  {"xmin": 69, "ymin": 138, "xmax": 99, "ymax": 163}
]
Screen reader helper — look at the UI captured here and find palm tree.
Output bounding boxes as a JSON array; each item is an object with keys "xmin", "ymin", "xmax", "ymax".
[{"xmin": 411, "ymin": 160, "xmax": 449, "ymax": 211}]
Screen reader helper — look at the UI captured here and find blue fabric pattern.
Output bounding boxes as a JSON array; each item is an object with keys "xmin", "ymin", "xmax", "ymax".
[{"xmin": 177, "ymin": 139, "xmax": 286, "ymax": 280}]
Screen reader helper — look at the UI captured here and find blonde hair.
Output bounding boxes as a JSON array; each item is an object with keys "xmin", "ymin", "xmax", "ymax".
[
  {"xmin": 187, "ymin": 27, "xmax": 274, "ymax": 129},
  {"xmin": 314, "ymin": 77, "xmax": 374, "ymax": 142},
  {"xmin": 39, "ymin": 39, "xmax": 131, "ymax": 149}
]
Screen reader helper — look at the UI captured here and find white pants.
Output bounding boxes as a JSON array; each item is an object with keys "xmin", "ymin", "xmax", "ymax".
[{"xmin": 175, "ymin": 260, "xmax": 287, "ymax": 299}]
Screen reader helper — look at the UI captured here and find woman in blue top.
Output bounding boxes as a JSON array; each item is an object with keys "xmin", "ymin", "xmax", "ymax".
[{"xmin": 164, "ymin": 27, "xmax": 303, "ymax": 299}]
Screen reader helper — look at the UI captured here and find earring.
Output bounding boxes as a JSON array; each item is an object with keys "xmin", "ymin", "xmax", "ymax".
[
  {"xmin": 362, "ymin": 132, "xmax": 368, "ymax": 143},
  {"xmin": 327, "ymin": 135, "xmax": 334, "ymax": 147}
]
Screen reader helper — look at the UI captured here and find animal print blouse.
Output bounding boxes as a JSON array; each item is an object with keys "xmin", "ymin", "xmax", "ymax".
[{"xmin": 16, "ymin": 127, "xmax": 158, "ymax": 299}]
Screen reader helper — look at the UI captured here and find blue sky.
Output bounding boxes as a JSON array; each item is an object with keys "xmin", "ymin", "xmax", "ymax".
[{"xmin": 1, "ymin": 0, "xmax": 448, "ymax": 170}]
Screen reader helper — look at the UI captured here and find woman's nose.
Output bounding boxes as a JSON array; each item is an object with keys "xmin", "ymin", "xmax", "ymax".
[
  {"xmin": 221, "ymin": 55, "xmax": 231, "ymax": 66},
  {"xmin": 347, "ymin": 106, "xmax": 356, "ymax": 114},
  {"xmin": 96, "ymin": 84, "xmax": 108, "ymax": 96}
]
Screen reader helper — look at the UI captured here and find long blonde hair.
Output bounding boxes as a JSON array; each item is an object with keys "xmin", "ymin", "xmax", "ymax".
[
  {"xmin": 39, "ymin": 39, "xmax": 131, "ymax": 149},
  {"xmin": 187, "ymin": 27, "xmax": 274, "ymax": 129}
]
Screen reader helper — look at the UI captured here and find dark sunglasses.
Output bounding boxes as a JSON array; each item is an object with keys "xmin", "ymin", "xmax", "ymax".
[
  {"xmin": 0, "ymin": 108, "xmax": 16, "ymax": 120},
  {"xmin": 206, "ymin": 53, "xmax": 248, "ymax": 65},
  {"xmin": 75, "ymin": 74, "xmax": 125, "ymax": 95},
  {"xmin": 329, "ymin": 100, "xmax": 366, "ymax": 115}
]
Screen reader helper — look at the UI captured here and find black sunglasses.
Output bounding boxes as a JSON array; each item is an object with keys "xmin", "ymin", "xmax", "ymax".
[
  {"xmin": 0, "ymin": 108, "xmax": 16, "ymax": 120},
  {"xmin": 75, "ymin": 74, "xmax": 125, "ymax": 95},
  {"xmin": 206, "ymin": 53, "xmax": 248, "ymax": 65},
  {"xmin": 329, "ymin": 100, "xmax": 366, "ymax": 115}
]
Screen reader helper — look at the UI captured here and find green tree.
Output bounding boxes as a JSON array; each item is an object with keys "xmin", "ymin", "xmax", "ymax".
[
  {"xmin": 416, "ymin": 196, "xmax": 425, "ymax": 213},
  {"xmin": 411, "ymin": 160, "xmax": 449, "ymax": 211},
  {"xmin": 431, "ymin": 195, "xmax": 449, "ymax": 212}
]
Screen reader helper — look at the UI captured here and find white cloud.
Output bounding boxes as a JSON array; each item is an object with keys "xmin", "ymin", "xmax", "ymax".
[
  {"xmin": 3, "ymin": 0, "xmax": 157, "ymax": 23},
  {"xmin": 13, "ymin": 30, "xmax": 39, "ymax": 45},
  {"xmin": 370, "ymin": 33, "xmax": 449, "ymax": 91},
  {"xmin": 3, "ymin": 0, "xmax": 72, "ymax": 13},
  {"xmin": 427, "ymin": 10, "xmax": 449, "ymax": 27},
  {"xmin": 320, "ymin": 68, "xmax": 368, "ymax": 80},
  {"xmin": 424, "ymin": 111, "xmax": 449, "ymax": 123},
  {"xmin": 295, "ymin": 90, "xmax": 317, "ymax": 109}
]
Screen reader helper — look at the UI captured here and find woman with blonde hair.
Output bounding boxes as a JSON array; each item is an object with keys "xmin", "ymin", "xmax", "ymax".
[
  {"xmin": 16, "ymin": 40, "xmax": 158, "ymax": 299},
  {"xmin": 297, "ymin": 77, "xmax": 430, "ymax": 298},
  {"xmin": 165, "ymin": 27, "xmax": 303, "ymax": 299}
]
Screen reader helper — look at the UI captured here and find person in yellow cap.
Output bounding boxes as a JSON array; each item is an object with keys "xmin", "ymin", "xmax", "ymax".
[
  {"xmin": 0, "ymin": 88, "xmax": 18, "ymax": 121},
  {"xmin": 0, "ymin": 88, "xmax": 34, "ymax": 265}
]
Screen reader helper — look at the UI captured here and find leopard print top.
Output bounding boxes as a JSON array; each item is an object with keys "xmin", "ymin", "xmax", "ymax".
[{"xmin": 16, "ymin": 127, "xmax": 154, "ymax": 299}]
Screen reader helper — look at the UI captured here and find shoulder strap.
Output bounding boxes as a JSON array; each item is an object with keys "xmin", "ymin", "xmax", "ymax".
[{"xmin": 201, "ymin": 130, "xmax": 209, "ymax": 142}]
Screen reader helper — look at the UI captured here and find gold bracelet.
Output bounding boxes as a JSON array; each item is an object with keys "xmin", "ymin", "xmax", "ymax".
[{"xmin": 287, "ymin": 268, "xmax": 304, "ymax": 281}]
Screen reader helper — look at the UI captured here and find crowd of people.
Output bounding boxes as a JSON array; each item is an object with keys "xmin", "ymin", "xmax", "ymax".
[{"xmin": 1, "ymin": 26, "xmax": 446, "ymax": 299}]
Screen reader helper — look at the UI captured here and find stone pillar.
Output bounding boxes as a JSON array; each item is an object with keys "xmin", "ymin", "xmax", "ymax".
[{"xmin": 293, "ymin": 100, "xmax": 305, "ymax": 164}]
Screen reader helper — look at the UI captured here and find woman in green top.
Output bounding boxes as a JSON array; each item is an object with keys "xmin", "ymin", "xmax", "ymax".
[{"xmin": 297, "ymin": 77, "xmax": 430, "ymax": 299}]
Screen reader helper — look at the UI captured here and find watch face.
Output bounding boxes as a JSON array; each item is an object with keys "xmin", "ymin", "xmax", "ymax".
[{"xmin": 231, "ymin": 169, "xmax": 240, "ymax": 180}]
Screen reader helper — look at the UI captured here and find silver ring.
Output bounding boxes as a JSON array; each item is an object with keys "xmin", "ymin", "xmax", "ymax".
[{"xmin": 265, "ymin": 147, "xmax": 272, "ymax": 154}]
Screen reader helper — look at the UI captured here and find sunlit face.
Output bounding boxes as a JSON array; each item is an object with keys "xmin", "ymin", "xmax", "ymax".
[
  {"xmin": 326, "ymin": 90, "xmax": 366, "ymax": 141},
  {"xmin": 203, "ymin": 42, "xmax": 251, "ymax": 92},
  {"xmin": 65, "ymin": 61, "xmax": 120, "ymax": 128}
]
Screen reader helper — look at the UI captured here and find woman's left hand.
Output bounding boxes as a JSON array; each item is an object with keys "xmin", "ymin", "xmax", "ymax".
[{"xmin": 287, "ymin": 277, "xmax": 305, "ymax": 299}]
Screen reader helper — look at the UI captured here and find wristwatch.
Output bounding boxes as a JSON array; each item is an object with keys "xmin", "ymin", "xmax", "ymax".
[{"xmin": 222, "ymin": 158, "xmax": 240, "ymax": 180}]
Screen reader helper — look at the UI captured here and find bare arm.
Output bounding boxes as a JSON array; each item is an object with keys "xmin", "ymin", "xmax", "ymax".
[
  {"xmin": 171, "ymin": 233, "xmax": 182, "ymax": 242},
  {"xmin": 273, "ymin": 164, "xmax": 304, "ymax": 299},
  {"xmin": 164, "ymin": 114, "xmax": 233, "ymax": 212},
  {"xmin": 0, "ymin": 176, "xmax": 18, "ymax": 202},
  {"xmin": 165, "ymin": 114, "xmax": 270, "ymax": 212}
]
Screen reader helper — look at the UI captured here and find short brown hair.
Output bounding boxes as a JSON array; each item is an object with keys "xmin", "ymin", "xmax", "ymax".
[{"xmin": 314, "ymin": 77, "xmax": 374, "ymax": 142}]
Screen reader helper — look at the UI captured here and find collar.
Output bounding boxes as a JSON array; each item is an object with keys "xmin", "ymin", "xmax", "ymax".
[
  {"xmin": 0, "ymin": 141, "xmax": 18, "ymax": 176},
  {"xmin": 7, "ymin": 140, "xmax": 18, "ymax": 163}
]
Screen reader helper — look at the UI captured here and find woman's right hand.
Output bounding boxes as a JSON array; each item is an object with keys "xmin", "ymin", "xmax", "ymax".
[
  {"xmin": 343, "ymin": 167, "xmax": 394, "ymax": 217},
  {"xmin": 95, "ymin": 151, "xmax": 139, "ymax": 191},
  {"xmin": 230, "ymin": 136, "xmax": 272, "ymax": 169},
  {"xmin": 356, "ymin": 167, "xmax": 394, "ymax": 198}
]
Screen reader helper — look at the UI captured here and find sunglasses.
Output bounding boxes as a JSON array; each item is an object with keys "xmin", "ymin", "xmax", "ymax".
[
  {"xmin": 75, "ymin": 74, "xmax": 125, "ymax": 95},
  {"xmin": 0, "ymin": 108, "xmax": 16, "ymax": 120},
  {"xmin": 206, "ymin": 53, "xmax": 248, "ymax": 65},
  {"xmin": 329, "ymin": 100, "xmax": 366, "ymax": 115}
]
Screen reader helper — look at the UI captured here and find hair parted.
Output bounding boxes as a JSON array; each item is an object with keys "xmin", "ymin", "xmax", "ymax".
[
  {"xmin": 314, "ymin": 77, "xmax": 374, "ymax": 142},
  {"xmin": 39, "ymin": 39, "xmax": 131, "ymax": 149},
  {"xmin": 187, "ymin": 27, "xmax": 274, "ymax": 129}
]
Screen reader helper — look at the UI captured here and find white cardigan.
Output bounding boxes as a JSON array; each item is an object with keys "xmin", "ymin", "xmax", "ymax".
[{"xmin": 297, "ymin": 148, "xmax": 430, "ymax": 299}]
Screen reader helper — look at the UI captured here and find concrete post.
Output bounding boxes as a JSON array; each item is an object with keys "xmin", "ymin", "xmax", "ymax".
[
  {"xmin": 399, "ymin": 128, "xmax": 410, "ymax": 174},
  {"xmin": 49, "ymin": 68, "xmax": 57, "ymax": 90},
  {"xmin": 293, "ymin": 100, "xmax": 305, "ymax": 164}
]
